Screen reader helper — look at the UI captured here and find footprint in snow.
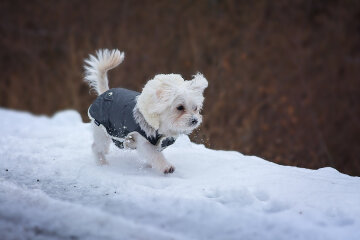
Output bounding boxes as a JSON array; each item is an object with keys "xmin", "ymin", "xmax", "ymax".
[
  {"xmin": 326, "ymin": 207, "xmax": 354, "ymax": 226},
  {"xmin": 253, "ymin": 190, "xmax": 270, "ymax": 202},
  {"xmin": 263, "ymin": 199, "xmax": 290, "ymax": 213},
  {"xmin": 204, "ymin": 187, "xmax": 255, "ymax": 207}
]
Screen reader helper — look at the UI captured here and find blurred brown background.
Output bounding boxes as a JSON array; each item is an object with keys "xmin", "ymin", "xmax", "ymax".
[{"xmin": 1, "ymin": 0, "xmax": 359, "ymax": 175}]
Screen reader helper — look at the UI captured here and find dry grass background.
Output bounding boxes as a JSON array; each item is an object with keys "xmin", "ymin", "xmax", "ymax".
[{"xmin": 0, "ymin": 0, "xmax": 359, "ymax": 175}]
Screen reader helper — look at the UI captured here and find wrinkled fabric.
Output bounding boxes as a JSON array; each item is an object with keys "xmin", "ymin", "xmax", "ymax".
[{"xmin": 89, "ymin": 88, "xmax": 175, "ymax": 150}]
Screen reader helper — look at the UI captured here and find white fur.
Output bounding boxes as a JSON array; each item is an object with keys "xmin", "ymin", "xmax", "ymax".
[
  {"xmin": 136, "ymin": 73, "xmax": 207, "ymax": 135},
  {"xmin": 84, "ymin": 49, "xmax": 208, "ymax": 174},
  {"xmin": 91, "ymin": 123, "xmax": 111, "ymax": 165},
  {"xmin": 126, "ymin": 132, "xmax": 175, "ymax": 173},
  {"xmin": 84, "ymin": 49, "xmax": 125, "ymax": 95},
  {"xmin": 136, "ymin": 74, "xmax": 184, "ymax": 129}
]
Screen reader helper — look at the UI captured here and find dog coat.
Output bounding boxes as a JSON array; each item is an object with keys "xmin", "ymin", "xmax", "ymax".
[{"xmin": 88, "ymin": 88, "xmax": 176, "ymax": 150}]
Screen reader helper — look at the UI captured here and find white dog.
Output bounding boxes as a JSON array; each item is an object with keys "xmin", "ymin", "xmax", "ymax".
[{"xmin": 84, "ymin": 49, "xmax": 208, "ymax": 174}]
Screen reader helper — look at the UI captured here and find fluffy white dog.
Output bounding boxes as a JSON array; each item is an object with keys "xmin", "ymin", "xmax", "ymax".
[{"xmin": 84, "ymin": 49, "xmax": 208, "ymax": 174}]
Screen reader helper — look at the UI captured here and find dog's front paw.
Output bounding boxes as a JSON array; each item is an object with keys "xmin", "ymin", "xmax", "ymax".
[
  {"xmin": 163, "ymin": 166, "xmax": 175, "ymax": 174},
  {"xmin": 124, "ymin": 133, "xmax": 137, "ymax": 149}
]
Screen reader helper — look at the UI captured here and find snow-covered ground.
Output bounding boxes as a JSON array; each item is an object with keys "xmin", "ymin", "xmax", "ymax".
[{"xmin": 0, "ymin": 108, "xmax": 359, "ymax": 240}]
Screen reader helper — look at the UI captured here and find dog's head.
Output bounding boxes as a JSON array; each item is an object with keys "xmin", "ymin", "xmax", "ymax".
[{"xmin": 136, "ymin": 73, "xmax": 208, "ymax": 136}]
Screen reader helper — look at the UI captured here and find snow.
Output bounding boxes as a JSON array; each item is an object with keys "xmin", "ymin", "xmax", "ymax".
[{"xmin": 0, "ymin": 108, "xmax": 359, "ymax": 240}]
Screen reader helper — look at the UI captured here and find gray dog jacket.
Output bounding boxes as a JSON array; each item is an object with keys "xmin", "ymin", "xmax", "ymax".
[{"xmin": 88, "ymin": 88, "xmax": 176, "ymax": 150}]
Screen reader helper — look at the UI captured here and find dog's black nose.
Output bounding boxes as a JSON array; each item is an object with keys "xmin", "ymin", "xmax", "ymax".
[{"xmin": 191, "ymin": 118, "xmax": 198, "ymax": 125}]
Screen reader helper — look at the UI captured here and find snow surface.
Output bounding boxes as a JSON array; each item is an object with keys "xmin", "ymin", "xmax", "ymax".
[{"xmin": 0, "ymin": 107, "xmax": 360, "ymax": 240}]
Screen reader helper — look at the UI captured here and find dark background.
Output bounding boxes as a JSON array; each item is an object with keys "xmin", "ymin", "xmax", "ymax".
[{"xmin": 1, "ymin": 0, "xmax": 359, "ymax": 175}]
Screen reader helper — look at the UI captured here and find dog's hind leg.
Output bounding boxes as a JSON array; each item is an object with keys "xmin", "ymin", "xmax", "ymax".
[{"xmin": 91, "ymin": 122, "xmax": 111, "ymax": 165}]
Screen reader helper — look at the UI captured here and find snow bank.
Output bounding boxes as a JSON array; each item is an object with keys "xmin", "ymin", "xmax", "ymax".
[{"xmin": 0, "ymin": 108, "xmax": 359, "ymax": 240}]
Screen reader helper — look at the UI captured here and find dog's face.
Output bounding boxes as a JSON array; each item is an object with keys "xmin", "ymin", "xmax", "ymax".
[
  {"xmin": 137, "ymin": 73, "xmax": 208, "ymax": 136},
  {"xmin": 159, "ymin": 89, "xmax": 204, "ymax": 135}
]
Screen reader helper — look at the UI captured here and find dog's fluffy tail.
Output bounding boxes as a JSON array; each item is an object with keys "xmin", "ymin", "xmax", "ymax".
[{"xmin": 84, "ymin": 49, "xmax": 125, "ymax": 95}]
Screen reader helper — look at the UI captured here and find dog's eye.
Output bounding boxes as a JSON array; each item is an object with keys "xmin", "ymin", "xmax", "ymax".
[
  {"xmin": 177, "ymin": 105, "xmax": 185, "ymax": 111},
  {"xmin": 194, "ymin": 106, "xmax": 198, "ymax": 111}
]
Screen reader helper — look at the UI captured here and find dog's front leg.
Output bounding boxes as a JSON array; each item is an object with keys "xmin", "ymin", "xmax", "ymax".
[{"xmin": 125, "ymin": 132, "xmax": 175, "ymax": 174}]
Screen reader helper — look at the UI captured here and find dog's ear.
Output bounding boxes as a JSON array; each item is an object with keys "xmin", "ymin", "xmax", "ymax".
[
  {"xmin": 187, "ymin": 73, "xmax": 208, "ymax": 94},
  {"xmin": 136, "ymin": 74, "xmax": 184, "ymax": 130}
]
